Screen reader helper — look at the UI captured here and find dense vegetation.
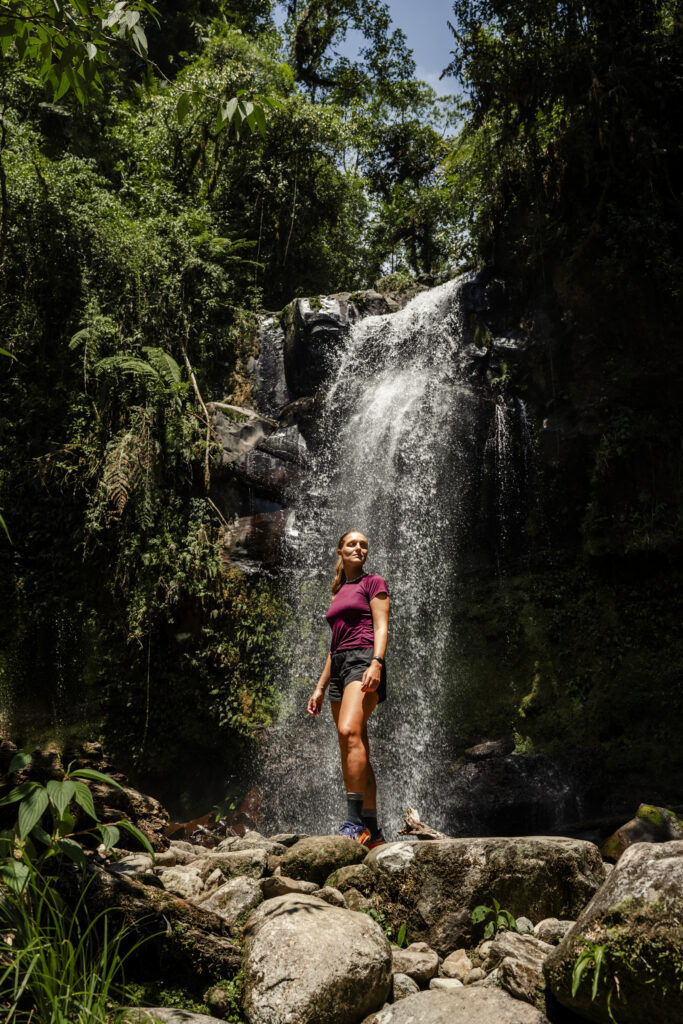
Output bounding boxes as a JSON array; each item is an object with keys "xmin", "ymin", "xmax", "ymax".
[
  {"xmin": 1, "ymin": 0, "xmax": 682, "ymax": 807},
  {"xmin": 0, "ymin": 0, "xmax": 457, "ymax": 804}
]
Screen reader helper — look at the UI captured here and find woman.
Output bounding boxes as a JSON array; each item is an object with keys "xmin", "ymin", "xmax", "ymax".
[{"xmin": 307, "ymin": 529, "xmax": 390, "ymax": 847}]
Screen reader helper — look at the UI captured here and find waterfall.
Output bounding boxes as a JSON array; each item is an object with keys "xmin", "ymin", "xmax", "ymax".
[{"xmin": 256, "ymin": 276, "xmax": 532, "ymax": 837}]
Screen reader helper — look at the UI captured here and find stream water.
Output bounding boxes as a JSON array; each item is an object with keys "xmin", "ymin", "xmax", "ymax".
[{"xmin": 257, "ymin": 276, "xmax": 534, "ymax": 836}]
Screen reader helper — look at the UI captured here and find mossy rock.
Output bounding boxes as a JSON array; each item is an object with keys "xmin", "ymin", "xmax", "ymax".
[
  {"xmin": 277, "ymin": 835, "xmax": 368, "ymax": 885},
  {"xmin": 545, "ymin": 840, "xmax": 683, "ymax": 1024}
]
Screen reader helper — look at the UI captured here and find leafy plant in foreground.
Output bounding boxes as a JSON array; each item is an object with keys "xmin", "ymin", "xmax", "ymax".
[
  {"xmin": 471, "ymin": 897, "xmax": 517, "ymax": 939},
  {"xmin": 0, "ymin": 865, "xmax": 151, "ymax": 1024},
  {"xmin": 0, "ymin": 751, "xmax": 153, "ymax": 893}
]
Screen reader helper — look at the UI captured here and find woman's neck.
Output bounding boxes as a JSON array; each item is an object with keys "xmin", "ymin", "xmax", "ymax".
[{"xmin": 345, "ymin": 568, "xmax": 365, "ymax": 582}]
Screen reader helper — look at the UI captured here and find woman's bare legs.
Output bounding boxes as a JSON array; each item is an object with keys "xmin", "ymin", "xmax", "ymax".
[{"xmin": 331, "ymin": 680, "xmax": 378, "ymax": 811}]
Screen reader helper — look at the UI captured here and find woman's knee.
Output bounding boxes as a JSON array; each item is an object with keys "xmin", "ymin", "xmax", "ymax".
[{"xmin": 336, "ymin": 719, "xmax": 363, "ymax": 743}]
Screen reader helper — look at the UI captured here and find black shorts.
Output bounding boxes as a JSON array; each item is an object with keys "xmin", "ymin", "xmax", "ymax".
[{"xmin": 329, "ymin": 647, "xmax": 387, "ymax": 704}]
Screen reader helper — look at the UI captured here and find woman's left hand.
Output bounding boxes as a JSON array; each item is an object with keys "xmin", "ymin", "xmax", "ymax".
[{"xmin": 361, "ymin": 661, "xmax": 382, "ymax": 692}]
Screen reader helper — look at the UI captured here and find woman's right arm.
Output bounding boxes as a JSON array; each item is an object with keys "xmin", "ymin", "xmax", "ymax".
[{"xmin": 307, "ymin": 653, "xmax": 331, "ymax": 715}]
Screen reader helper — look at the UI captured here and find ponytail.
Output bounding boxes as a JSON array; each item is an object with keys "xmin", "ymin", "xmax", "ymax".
[{"xmin": 331, "ymin": 552, "xmax": 346, "ymax": 595}]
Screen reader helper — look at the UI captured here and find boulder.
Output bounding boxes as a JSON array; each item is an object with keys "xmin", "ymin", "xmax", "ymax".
[
  {"xmin": 216, "ymin": 832, "xmax": 288, "ymax": 857},
  {"xmin": 516, "ymin": 917, "xmax": 535, "ymax": 934},
  {"xmin": 107, "ymin": 853, "xmax": 154, "ymax": 880},
  {"xmin": 198, "ymin": 876, "xmax": 262, "ymax": 930},
  {"xmin": 196, "ymin": 849, "xmax": 267, "ymax": 882},
  {"xmin": 366, "ymin": 837, "xmax": 604, "ymax": 955},
  {"xmin": 463, "ymin": 738, "xmax": 515, "ymax": 762},
  {"xmin": 486, "ymin": 934, "xmax": 553, "ymax": 1011},
  {"xmin": 391, "ymin": 974, "xmax": 419, "ymax": 1001},
  {"xmin": 315, "ymin": 885, "xmax": 347, "ymax": 907},
  {"xmin": 534, "ymin": 918, "xmax": 574, "ymax": 945},
  {"xmin": 466, "ymin": 968, "xmax": 486, "ymax": 984},
  {"xmin": 545, "ymin": 840, "xmax": 683, "ymax": 1024},
  {"xmin": 270, "ymin": 833, "xmax": 308, "ymax": 847},
  {"xmin": 363, "ymin": 987, "xmax": 549, "ymax": 1023},
  {"xmin": 326, "ymin": 862, "xmax": 376, "ymax": 894},
  {"xmin": 600, "ymin": 803, "xmax": 683, "ymax": 861},
  {"xmin": 429, "ymin": 978, "xmax": 463, "ymax": 991},
  {"xmin": 242, "ymin": 893, "xmax": 391, "ymax": 1024},
  {"xmin": 391, "ymin": 942, "xmax": 439, "ymax": 985},
  {"xmin": 343, "ymin": 887, "xmax": 372, "ymax": 913},
  {"xmin": 278, "ymin": 835, "xmax": 367, "ymax": 885},
  {"xmin": 259, "ymin": 875, "xmax": 303, "ymax": 899},
  {"xmin": 440, "ymin": 948, "xmax": 472, "ymax": 981},
  {"xmin": 158, "ymin": 865, "xmax": 205, "ymax": 901}
]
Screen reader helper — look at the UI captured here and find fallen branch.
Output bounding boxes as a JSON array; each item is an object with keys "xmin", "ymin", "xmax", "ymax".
[
  {"xmin": 398, "ymin": 807, "xmax": 449, "ymax": 840},
  {"xmin": 208, "ymin": 401, "xmax": 278, "ymax": 428},
  {"xmin": 181, "ymin": 345, "xmax": 212, "ymax": 491}
]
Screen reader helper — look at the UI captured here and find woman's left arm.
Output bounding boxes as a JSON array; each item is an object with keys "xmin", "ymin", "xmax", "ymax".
[{"xmin": 361, "ymin": 593, "xmax": 390, "ymax": 692}]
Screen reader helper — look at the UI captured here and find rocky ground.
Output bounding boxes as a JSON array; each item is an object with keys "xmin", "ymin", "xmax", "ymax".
[
  {"xmin": 100, "ymin": 824, "xmax": 681, "ymax": 1024},
  {"xmin": 2, "ymin": 742, "xmax": 682, "ymax": 1023}
]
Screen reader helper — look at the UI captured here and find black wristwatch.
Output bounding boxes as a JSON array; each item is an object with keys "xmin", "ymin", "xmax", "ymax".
[{"xmin": 372, "ymin": 656, "xmax": 384, "ymax": 665}]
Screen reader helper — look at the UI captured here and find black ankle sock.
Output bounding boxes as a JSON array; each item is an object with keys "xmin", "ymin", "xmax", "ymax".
[
  {"xmin": 362, "ymin": 809, "xmax": 378, "ymax": 834},
  {"xmin": 346, "ymin": 792, "xmax": 364, "ymax": 825}
]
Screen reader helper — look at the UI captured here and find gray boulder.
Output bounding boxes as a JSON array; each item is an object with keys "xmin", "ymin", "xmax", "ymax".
[
  {"xmin": 315, "ymin": 885, "xmax": 347, "ymax": 907},
  {"xmin": 440, "ymin": 948, "xmax": 472, "ymax": 981},
  {"xmin": 259, "ymin": 875, "xmax": 303, "ymax": 899},
  {"xmin": 391, "ymin": 942, "xmax": 439, "ymax": 985},
  {"xmin": 429, "ymin": 978, "xmax": 464, "ymax": 991},
  {"xmin": 545, "ymin": 839, "xmax": 683, "ymax": 1024},
  {"xmin": 486, "ymin": 933, "xmax": 553, "ymax": 1010},
  {"xmin": 196, "ymin": 848, "xmax": 267, "ymax": 881},
  {"xmin": 242, "ymin": 893, "xmax": 391, "ymax": 1024},
  {"xmin": 533, "ymin": 918, "xmax": 574, "ymax": 945},
  {"xmin": 363, "ymin": 987, "xmax": 549, "ymax": 1023},
  {"xmin": 366, "ymin": 837, "xmax": 604, "ymax": 955},
  {"xmin": 326, "ymin": 862, "xmax": 376, "ymax": 894},
  {"xmin": 216, "ymin": 832, "xmax": 288, "ymax": 857},
  {"xmin": 391, "ymin": 974, "xmax": 419, "ymax": 1001},
  {"xmin": 198, "ymin": 876, "xmax": 262, "ymax": 931},
  {"xmin": 278, "ymin": 835, "xmax": 367, "ymax": 885},
  {"xmin": 158, "ymin": 865, "xmax": 205, "ymax": 901}
]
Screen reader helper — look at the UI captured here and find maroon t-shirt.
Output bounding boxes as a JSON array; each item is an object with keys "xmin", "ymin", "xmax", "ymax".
[{"xmin": 326, "ymin": 573, "xmax": 389, "ymax": 652}]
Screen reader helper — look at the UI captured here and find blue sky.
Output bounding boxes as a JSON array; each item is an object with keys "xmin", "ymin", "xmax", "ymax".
[
  {"xmin": 386, "ymin": 0, "xmax": 456, "ymax": 96},
  {"xmin": 274, "ymin": 2, "xmax": 457, "ymax": 97}
]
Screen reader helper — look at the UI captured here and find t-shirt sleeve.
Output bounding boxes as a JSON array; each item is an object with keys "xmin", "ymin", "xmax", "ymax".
[{"xmin": 365, "ymin": 574, "xmax": 389, "ymax": 601}]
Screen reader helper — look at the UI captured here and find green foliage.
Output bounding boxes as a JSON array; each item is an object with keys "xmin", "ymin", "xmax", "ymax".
[
  {"xmin": 572, "ymin": 940, "xmax": 622, "ymax": 1023},
  {"xmin": 445, "ymin": 0, "xmax": 683, "ymax": 293},
  {"xmin": 471, "ymin": 897, "xmax": 517, "ymax": 940},
  {"xmin": 0, "ymin": 866, "xmax": 151, "ymax": 1023},
  {"xmin": 0, "ymin": 752, "xmax": 152, "ymax": 891},
  {"xmin": 0, "ymin": 0, "xmax": 156, "ymax": 104}
]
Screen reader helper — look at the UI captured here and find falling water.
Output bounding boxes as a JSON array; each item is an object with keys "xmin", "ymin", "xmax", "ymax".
[{"xmin": 257, "ymin": 276, "xmax": 532, "ymax": 836}]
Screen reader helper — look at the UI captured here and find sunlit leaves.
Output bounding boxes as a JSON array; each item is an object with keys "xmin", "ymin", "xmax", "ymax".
[{"xmin": 0, "ymin": 0, "xmax": 157, "ymax": 104}]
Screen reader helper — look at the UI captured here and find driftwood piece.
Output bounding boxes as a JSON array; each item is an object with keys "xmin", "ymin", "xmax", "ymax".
[{"xmin": 398, "ymin": 807, "xmax": 450, "ymax": 841}]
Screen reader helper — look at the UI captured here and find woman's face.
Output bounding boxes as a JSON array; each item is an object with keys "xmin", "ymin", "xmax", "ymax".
[{"xmin": 339, "ymin": 532, "xmax": 368, "ymax": 571}]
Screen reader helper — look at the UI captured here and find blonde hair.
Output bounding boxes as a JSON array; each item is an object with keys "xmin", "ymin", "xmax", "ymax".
[{"xmin": 331, "ymin": 529, "xmax": 365, "ymax": 595}]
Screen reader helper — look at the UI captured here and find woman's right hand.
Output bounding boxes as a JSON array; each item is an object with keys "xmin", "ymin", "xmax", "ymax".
[{"xmin": 307, "ymin": 687, "xmax": 325, "ymax": 716}]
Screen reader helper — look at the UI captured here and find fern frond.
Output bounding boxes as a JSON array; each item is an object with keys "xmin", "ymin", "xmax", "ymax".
[
  {"xmin": 142, "ymin": 347, "xmax": 182, "ymax": 392},
  {"xmin": 94, "ymin": 355, "xmax": 161, "ymax": 383},
  {"xmin": 102, "ymin": 429, "xmax": 143, "ymax": 516}
]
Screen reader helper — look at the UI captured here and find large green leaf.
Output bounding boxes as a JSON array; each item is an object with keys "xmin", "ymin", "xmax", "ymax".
[
  {"xmin": 47, "ymin": 779, "xmax": 76, "ymax": 818},
  {"xmin": 117, "ymin": 819, "xmax": 154, "ymax": 855},
  {"xmin": 0, "ymin": 859, "xmax": 29, "ymax": 894},
  {"xmin": 72, "ymin": 781, "xmax": 98, "ymax": 821},
  {"xmin": 18, "ymin": 787, "xmax": 49, "ymax": 839},
  {"xmin": 0, "ymin": 781, "xmax": 40, "ymax": 807},
  {"xmin": 98, "ymin": 824, "xmax": 120, "ymax": 851},
  {"xmin": 69, "ymin": 767, "xmax": 123, "ymax": 790},
  {"xmin": 57, "ymin": 837, "xmax": 87, "ymax": 868},
  {"xmin": 8, "ymin": 752, "xmax": 31, "ymax": 772}
]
